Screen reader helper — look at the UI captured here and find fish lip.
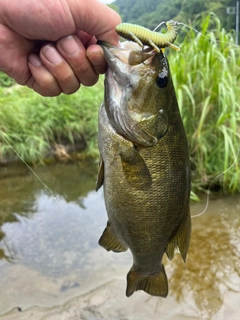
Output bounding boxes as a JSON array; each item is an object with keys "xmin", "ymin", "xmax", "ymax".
[
  {"xmin": 98, "ymin": 42, "xmax": 117, "ymax": 66},
  {"xmin": 97, "ymin": 40, "xmax": 118, "ymax": 64},
  {"xmin": 98, "ymin": 41, "xmax": 132, "ymax": 89},
  {"xmin": 97, "ymin": 40, "xmax": 115, "ymax": 49}
]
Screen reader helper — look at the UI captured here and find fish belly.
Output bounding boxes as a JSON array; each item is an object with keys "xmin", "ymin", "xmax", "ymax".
[{"xmin": 98, "ymin": 103, "xmax": 191, "ymax": 297}]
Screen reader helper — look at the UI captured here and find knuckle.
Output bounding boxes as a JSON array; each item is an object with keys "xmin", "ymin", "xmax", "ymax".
[
  {"xmin": 59, "ymin": 70, "xmax": 75, "ymax": 83},
  {"xmin": 32, "ymin": 80, "xmax": 61, "ymax": 97},
  {"xmin": 76, "ymin": 62, "xmax": 91, "ymax": 76}
]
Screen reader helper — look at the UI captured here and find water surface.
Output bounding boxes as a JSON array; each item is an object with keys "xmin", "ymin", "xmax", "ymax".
[{"xmin": 0, "ymin": 162, "xmax": 239, "ymax": 320}]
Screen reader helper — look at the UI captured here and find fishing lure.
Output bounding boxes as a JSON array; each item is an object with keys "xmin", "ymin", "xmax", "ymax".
[{"xmin": 115, "ymin": 20, "xmax": 180, "ymax": 52}]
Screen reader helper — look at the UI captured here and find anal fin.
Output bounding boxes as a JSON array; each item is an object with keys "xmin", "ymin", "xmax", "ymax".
[
  {"xmin": 98, "ymin": 222, "xmax": 128, "ymax": 252},
  {"xmin": 166, "ymin": 208, "xmax": 191, "ymax": 262},
  {"xmin": 126, "ymin": 264, "xmax": 168, "ymax": 297}
]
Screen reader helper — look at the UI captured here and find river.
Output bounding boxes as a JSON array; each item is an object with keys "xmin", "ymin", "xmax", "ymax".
[{"xmin": 0, "ymin": 161, "xmax": 239, "ymax": 320}]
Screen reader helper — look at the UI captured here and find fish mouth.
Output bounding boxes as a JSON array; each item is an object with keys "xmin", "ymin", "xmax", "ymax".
[
  {"xmin": 98, "ymin": 41, "xmax": 132, "ymax": 89},
  {"xmin": 98, "ymin": 41, "xmax": 168, "ymax": 147},
  {"xmin": 98, "ymin": 40, "xmax": 155, "ymax": 69},
  {"xmin": 98, "ymin": 40, "xmax": 157, "ymax": 109}
]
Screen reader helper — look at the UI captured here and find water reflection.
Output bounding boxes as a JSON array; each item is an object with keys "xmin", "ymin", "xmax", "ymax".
[
  {"xmin": 0, "ymin": 162, "xmax": 239, "ymax": 319},
  {"xmin": 0, "ymin": 161, "xmax": 98, "ymax": 262},
  {"xmin": 168, "ymin": 198, "xmax": 240, "ymax": 319},
  {"xmin": 0, "ymin": 230, "xmax": 10, "ymax": 261}
]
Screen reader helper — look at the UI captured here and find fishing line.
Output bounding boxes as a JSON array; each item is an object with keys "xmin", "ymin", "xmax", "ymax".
[
  {"xmin": 191, "ymin": 148, "xmax": 240, "ymax": 218},
  {"xmin": 0, "ymin": 132, "xmax": 57, "ymax": 201},
  {"xmin": 176, "ymin": 21, "xmax": 240, "ymax": 48},
  {"xmin": 152, "ymin": 20, "xmax": 239, "ymax": 217},
  {"xmin": 2, "ymin": 239, "xmax": 15, "ymax": 263},
  {"xmin": 152, "ymin": 21, "xmax": 166, "ymax": 32},
  {"xmin": 153, "ymin": 20, "xmax": 240, "ymax": 49}
]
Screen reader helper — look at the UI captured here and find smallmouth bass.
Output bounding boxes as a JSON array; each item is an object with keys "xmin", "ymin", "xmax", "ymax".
[{"xmin": 96, "ymin": 41, "xmax": 191, "ymax": 297}]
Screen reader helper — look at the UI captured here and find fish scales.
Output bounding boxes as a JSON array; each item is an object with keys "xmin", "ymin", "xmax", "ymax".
[{"xmin": 96, "ymin": 41, "xmax": 191, "ymax": 297}]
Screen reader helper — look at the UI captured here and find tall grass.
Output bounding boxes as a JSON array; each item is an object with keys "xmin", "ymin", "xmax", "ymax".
[
  {"xmin": 169, "ymin": 14, "xmax": 240, "ymax": 192},
  {"xmin": 0, "ymin": 80, "xmax": 103, "ymax": 163},
  {"xmin": 0, "ymin": 14, "xmax": 239, "ymax": 194}
]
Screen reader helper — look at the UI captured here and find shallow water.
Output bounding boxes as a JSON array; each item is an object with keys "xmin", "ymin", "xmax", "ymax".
[{"xmin": 0, "ymin": 162, "xmax": 239, "ymax": 320}]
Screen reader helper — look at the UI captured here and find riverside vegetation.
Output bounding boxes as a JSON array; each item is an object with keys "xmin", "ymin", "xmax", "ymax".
[
  {"xmin": 0, "ymin": 15, "xmax": 239, "ymax": 194},
  {"xmin": 169, "ymin": 15, "xmax": 240, "ymax": 193},
  {"xmin": 0, "ymin": 76, "xmax": 103, "ymax": 163}
]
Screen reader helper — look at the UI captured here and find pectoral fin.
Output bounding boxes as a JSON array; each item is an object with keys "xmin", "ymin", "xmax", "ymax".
[
  {"xmin": 98, "ymin": 222, "xmax": 128, "ymax": 252},
  {"xmin": 96, "ymin": 157, "xmax": 104, "ymax": 191},
  {"xmin": 120, "ymin": 147, "xmax": 152, "ymax": 189},
  {"xmin": 166, "ymin": 208, "xmax": 191, "ymax": 262}
]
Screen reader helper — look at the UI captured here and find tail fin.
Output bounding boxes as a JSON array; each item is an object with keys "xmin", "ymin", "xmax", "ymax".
[{"xmin": 126, "ymin": 265, "xmax": 168, "ymax": 297}]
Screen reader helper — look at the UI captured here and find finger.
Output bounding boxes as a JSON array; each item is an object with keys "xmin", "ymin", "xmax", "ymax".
[
  {"xmin": 27, "ymin": 54, "xmax": 62, "ymax": 96},
  {"xmin": 86, "ymin": 44, "xmax": 107, "ymax": 75},
  {"xmin": 74, "ymin": 31, "xmax": 107, "ymax": 74},
  {"xmin": 71, "ymin": 0, "xmax": 121, "ymax": 45},
  {"xmin": 75, "ymin": 30, "xmax": 95, "ymax": 47},
  {"xmin": 56, "ymin": 35, "xmax": 99, "ymax": 86},
  {"xmin": 40, "ymin": 43, "xmax": 81, "ymax": 93}
]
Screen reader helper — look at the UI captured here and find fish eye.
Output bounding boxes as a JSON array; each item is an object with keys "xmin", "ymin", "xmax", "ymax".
[{"xmin": 156, "ymin": 72, "xmax": 168, "ymax": 88}]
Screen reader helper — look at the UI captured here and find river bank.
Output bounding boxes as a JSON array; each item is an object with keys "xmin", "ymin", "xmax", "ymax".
[
  {"xmin": 0, "ymin": 79, "xmax": 103, "ymax": 165},
  {"xmin": 1, "ymin": 14, "xmax": 240, "ymax": 192}
]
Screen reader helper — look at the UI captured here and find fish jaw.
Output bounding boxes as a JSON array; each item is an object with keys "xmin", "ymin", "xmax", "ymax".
[{"xmin": 99, "ymin": 41, "xmax": 170, "ymax": 147}]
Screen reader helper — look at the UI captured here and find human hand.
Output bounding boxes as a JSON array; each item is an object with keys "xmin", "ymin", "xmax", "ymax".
[{"xmin": 0, "ymin": 0, "xmax": 121, "ymax": 96}]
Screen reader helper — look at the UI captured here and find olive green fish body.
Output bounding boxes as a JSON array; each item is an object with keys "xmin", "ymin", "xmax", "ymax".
[{"xmin": 97, "ymin": 42, "xmax": 191, "ymax": 297}]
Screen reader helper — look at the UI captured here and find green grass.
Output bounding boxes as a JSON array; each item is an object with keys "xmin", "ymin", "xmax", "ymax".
[
  {"xmin": 0, "ymin": 72, "xmax": 16, "ymax": 88},
  {"xmin": 0, "ymin": 14, "xmax": 239, "ymax": 194},
  {"xmin": 0, "ymin": 80, "xmax": 103, "ymax": 163},
  {"xmin": 169, "ymin": 14, "xmax": 240, "ymax": 193}
]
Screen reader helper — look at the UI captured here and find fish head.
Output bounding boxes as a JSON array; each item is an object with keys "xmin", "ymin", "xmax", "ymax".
[{"xmin": 99, "ymin": 41, "xmax": 178, "ymax": 147}]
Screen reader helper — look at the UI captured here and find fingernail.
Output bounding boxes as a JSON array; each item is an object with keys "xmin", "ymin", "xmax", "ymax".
[
  {"xmin": 60, "ymin": 36, "xmax": 81, "ymax": 56},
  {"xmin": 28, "ymin": 54, "xmax": 42, "ymax": 67},
  {"xmin": 43, "ymin": 45, "xmax": 62, "ymax": 65}
]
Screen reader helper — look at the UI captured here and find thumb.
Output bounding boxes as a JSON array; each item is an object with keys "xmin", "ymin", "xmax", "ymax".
[
  {"xmin": 69, "ymin": 0, "xmax": 121, "ymax": 45},
  {"xmin": 0, "ymin": 24, "xmax": 34, "ymax": 84}
]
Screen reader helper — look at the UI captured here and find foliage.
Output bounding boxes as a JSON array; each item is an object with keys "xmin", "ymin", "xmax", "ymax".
[
  {"xmin": 169, "ymin": 14, "xmax": 240, "ymax": 192},
  {"xmin": 0, "ymin": 72, "xmax": 15, "ymax": 88},
  {"xmin": 114, "ymin": 0, "xmax": 238, "ymax": 42},
  {"xmin": 0, "ymin": 13, "xmax": 239, "ymax": 194},
  {"xmin": 0, "ymin": 80, "xmax": 103, "ymax": 163}
]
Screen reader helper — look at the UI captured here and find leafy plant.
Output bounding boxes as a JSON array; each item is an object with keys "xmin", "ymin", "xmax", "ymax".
[
  {"xmin": 0, "ymin": 14, "xmax": 239, "ymax": 194},
  {"xmin": 0, "ymin": 80, "xmax": 104, "ymax": 163},
  {"xmin": 169, "ymin": 14, "xmax": 240, "ymax": 192}
]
